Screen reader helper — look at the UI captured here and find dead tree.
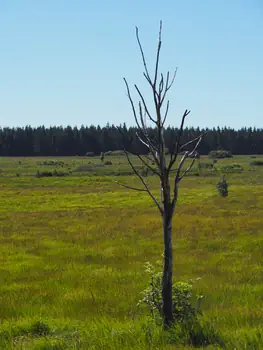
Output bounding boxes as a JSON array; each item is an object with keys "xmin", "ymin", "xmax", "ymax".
[{"xmin": 118, "ymin": 21, "xmax": 206, "ymax": 326}]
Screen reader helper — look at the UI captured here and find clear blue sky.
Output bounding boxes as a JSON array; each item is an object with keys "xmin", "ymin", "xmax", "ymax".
[{"xmin": 0, "ymin": 0, "xmax": 262, "ymax": 129}]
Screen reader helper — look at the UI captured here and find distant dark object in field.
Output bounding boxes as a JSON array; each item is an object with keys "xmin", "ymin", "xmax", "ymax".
[
  {"xmin": 217, "ymin": 176, "xmax": 228, "ymax": 197},
  {"xmin": 250, "ymin": 155, "xmax": 257, "ymax": 159},
  {"xmin": 208, "ymin": 150, "xmax": 232, "ymax": 159},
  {"xmin": 36, "ymin": 170, "xmax": 70, "ymax": 177},
  {"xmin": 250, "ymin": 160, "xmax": 263, "ymax": 166},
  {"xmin": 105, "ymin": 150, "xmax": 125, "ymax": 156},
  {"xmin": 85, "ymin": 152, "xmax": 95, "ymax": 157},
  {"xmin": 104, "ymin": 160, "xmax": 112, "ymax": 165}
]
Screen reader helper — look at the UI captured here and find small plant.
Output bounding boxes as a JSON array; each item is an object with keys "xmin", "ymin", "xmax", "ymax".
[
  {"xmin": 138, "ymin": 262, "xmax": 200, "ymax": 325},
  {"xmin": 216, "ymin": 175, "xmax": 228, "ymax": 197},
  {"xmin": 138, "ymin": 262, "xmax": 223, "ymax": 347}
]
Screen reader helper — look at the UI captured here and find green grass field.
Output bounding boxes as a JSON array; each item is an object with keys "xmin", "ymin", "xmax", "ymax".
[{"xmin": 0, "ymin": 155, "xmax": 263, "ymax": 349}]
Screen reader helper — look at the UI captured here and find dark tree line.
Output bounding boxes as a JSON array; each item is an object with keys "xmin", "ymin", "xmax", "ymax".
[{"xmin": 0, "ymin": 124, "xmax": 262, "ymax": 156}]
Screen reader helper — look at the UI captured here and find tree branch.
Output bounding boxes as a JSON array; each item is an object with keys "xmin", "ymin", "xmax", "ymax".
[
  {"xmin": 136, "ymin": 26, "xmax": 152, "ymax": 85},
  {"xmin": 114, "ymin": 181, "xmax": 147, "ymax": 192},
  {"xmin": 153, "ymin": 20, "xmax": 162, "ymax": 88},
  {"xmin": 162, "ymin": 100, "xmax": 169, "ymax": 127},
  {"xmin": 161, "ymin": 68, "xmax": 177, "ymax": 105},
  {"xmin": 180, "ymin": 131, "xmax": 208, "ymax": 151},
  {"xmin": 135, "ymin": 84, "xmax": 157, "ymax": 125},
  {"xmin": 123, "ymin": 78, "xmax": 142, "ymax": 131},
  {"xmin": 178, "ymin": 157, "xmax": 196, "ymax": 181},
  {"xmin": 126, "ymin": 148, "xmax": 161, "ymax": 178},
  {"xmin": 123, "ymin": 148, "xmax": 163, "ymax": 214},
  {"xmin": 168, "ymin": 109, "xmax": 190, "ymax": 171}
]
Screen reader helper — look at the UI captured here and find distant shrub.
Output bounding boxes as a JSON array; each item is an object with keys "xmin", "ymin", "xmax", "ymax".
[
  {"xmin": 104, "ymin": 151, "xmax": 112, "ymax": 156},
  {"xmin": 74, "ymin": 163, "xmax": 104, "ymax": 173},
  {"xmin": 199, "ymin": 162, "xmax": 214, "ymax": 169},
  {"xmin": 250, "ymin": 155, "xmax": 257, "ymax": 159},
  {"xmin": 38, "ymin": 160, "xmax": 64, "ymax": 167},
  {"xmin": 53, "ymin": 170, "xmax": 70, "ymax": 177},
  {"xmin": 208, "ymin": 150, "xmax": 232, "ymax": 159},
  {"xmin": 36, "ymin": 170, "xmax": 52, "ymax": 177},
  {"xmin": 85, "ymin": 152, "xmax": 95, "ymax": 157},
  {"xmin": 216, "ymin": 176, "xmax": 228, "ymax": 197},
  {"xmin": 219, "ymin": 163, "xmax": 243, "ymax": 173},
  {"xmin": 104, "ymin": 160, "xmax": 112, "ymax": 165},
  {"xmin": 36, "ymin": 170, "xmax": 70, "ymax": 177},
  {"xmin": 100, "ymin": 152, "xmax": 105, "ymax": 162},
  {"xmin": 250, "ymin": 160, "xmax": 263, "ymax": 166},
  {"xmin": 105, "ymin": 150, "xmax": 125, "ymax": 156}
]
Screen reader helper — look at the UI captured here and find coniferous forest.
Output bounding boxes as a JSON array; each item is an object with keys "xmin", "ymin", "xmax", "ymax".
[{"xmin": 0, "ymin": 124, "xmax": 262, "ymax": 156}]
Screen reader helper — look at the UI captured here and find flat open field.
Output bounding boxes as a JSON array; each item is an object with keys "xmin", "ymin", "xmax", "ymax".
[{"xmin": 0, "ymin": 155, "xmax": 263, "ymax": 349}]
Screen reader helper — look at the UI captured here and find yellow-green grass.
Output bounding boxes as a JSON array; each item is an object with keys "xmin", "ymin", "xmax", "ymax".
[{"xmin": 0, "ymin": 156, "xmax": 263, "ymax": 348}]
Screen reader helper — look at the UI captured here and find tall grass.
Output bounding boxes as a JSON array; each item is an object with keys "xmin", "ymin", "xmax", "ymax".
[{"xmin": 0, "ymin": 155, "xmax": 263, "ymax": 348}]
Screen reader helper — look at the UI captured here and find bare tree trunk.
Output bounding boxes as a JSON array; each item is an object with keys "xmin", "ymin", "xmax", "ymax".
[{"xmin": 162, "ymin": 211, "xmax": 173, "ymax": 326}]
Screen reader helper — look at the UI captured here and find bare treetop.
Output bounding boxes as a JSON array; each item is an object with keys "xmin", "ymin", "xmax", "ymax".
[{"xmin": 119, "ymin": 20, "xmax": 206, "ymax": 216}]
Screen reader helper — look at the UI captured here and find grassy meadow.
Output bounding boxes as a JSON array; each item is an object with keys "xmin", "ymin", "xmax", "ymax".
[{"xmin": 0, "ymin": 154, "xmax": 263, "ymax": 349}]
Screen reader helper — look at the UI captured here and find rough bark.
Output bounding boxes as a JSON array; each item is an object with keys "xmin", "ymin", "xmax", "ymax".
[{"xmin": 162, "ymin": 211, "xmax": 173, "ymax": 326}]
